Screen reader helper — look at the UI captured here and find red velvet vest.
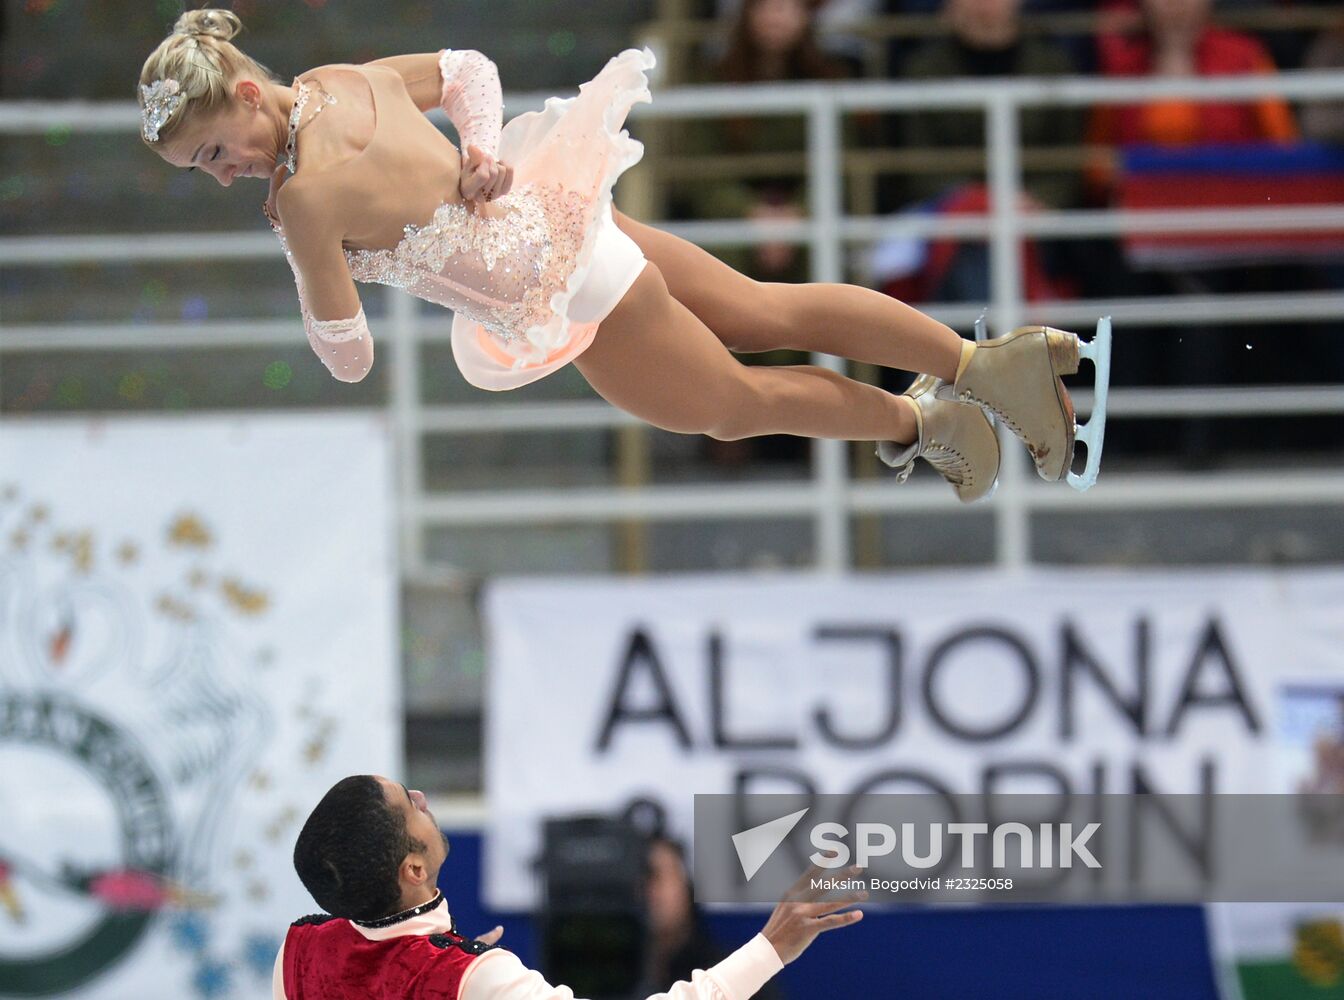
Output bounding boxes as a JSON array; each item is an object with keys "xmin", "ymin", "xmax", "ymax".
[{"xmin": 282, "ymin": 914, "xmax": 495, "ymax": 1000}]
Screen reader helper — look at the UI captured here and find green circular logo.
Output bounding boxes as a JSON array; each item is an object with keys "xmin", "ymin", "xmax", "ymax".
[{"xmin": 0, "ymin": 693, "xmax": 175, "ymax": 997}]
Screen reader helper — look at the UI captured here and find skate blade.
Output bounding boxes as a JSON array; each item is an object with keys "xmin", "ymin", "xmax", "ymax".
[
  {"xmin": 1065, "ymin": 316, "xmax": 1112, "ymax": 493},
  {"xmin": 974, "ymin": 311, "xmax": 990, "ymax": 344}
]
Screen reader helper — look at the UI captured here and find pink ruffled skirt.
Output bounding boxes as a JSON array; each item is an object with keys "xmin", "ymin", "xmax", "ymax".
[{"xmin": 450, "ymin": 47, "xmax": 654, "ymax": 391}]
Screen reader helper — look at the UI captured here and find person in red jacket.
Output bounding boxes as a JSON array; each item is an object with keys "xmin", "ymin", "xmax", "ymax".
[
  {"xmin": 1089, "ymin": 0, "xmax": 1298, "ymax": 149},
  {"xmin": 1081, "ymin": 0, "xmax": 1303, "ymax": 463},
  {"xmin": 273, "ymin": 775, "xmax": 864, "ymax": 1000}
]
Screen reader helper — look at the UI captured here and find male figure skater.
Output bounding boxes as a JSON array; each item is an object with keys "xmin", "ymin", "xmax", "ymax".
[{"xmin": 274, "ymin": 775, "xmax": 864, "ymax": 999}]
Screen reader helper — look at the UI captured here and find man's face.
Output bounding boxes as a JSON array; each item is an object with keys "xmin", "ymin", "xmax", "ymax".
[{"xmin": 376, "ymin": 776, "xmax": 450, "ymax": 886}]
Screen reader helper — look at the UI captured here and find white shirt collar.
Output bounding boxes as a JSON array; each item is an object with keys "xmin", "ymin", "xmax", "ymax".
[{"xmin": 350, "ymin": 892, "xmax": 455, "ymax": 941}]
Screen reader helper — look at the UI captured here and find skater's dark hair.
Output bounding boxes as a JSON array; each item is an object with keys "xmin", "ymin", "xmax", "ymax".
[{"xmin": 292, "ymin": 775, "xmax": 425, "ymax": 921}]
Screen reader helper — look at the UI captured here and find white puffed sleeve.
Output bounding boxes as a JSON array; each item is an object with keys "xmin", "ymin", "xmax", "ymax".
[{"xmin": 458, "ymin": 934, "xmax": 784, "ymax": 1000}]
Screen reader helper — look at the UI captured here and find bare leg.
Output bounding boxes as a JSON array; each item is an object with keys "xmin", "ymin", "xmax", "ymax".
[
  {"xmin": 576, "ymin": 264, "xmax": 918, "ymax": 444},
  {"xmin": 613, "ymin": 209, "xmax": 964, "ymax": 381}
]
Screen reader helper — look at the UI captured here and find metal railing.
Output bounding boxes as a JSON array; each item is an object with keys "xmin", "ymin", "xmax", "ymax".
[{"xmin": 3, "ymin": 71, "xmax": 1344, "ymax": 575}]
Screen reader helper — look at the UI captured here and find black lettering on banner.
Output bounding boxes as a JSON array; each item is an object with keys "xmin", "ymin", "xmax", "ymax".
[
  {"xmin": 1060, "ymin": 618, "xmax": 1150, "ymax": 740},
  {"xmin": 981, "ymin": 762, "xmax": 1072, "ymax": 799},
  {"xmin": 811, "ymin": 625, "xmax": 902, "ymax": 750},
  {"xmin": 1088, "ymin": 760, "xmax": 1108, "ymax": 796},
  {"xmin": 844, "ymin": 769, "xmax": 960, "ymax": 877},
  {"xmin": 732, "ymin": 765, "xmax": 817, "ymax": 803},
  {"xmin": 1164, "ymin": 618, "xmax": 1262, "ymax": 736},
  {"xmin": 710, "ymin": 631, "xmax": 796, "ymax": 750},
  {"xmin": 923, "ymin": 626, "xmax": 1040, "ymax": 742},
  {"xmin": 1127, "ymin": 759, "xmax": 1216, "ymax": 881},
  {"xmin": 846, "ymin": 767, "xmax": 958, "ymax": 803},
  {"xmin": 981, "ymin": 763, "xmax": 1075, "ymax": 888},
  {"xmin": 595, "ymin": 628, "xmax": 693, "ymax": 752}
]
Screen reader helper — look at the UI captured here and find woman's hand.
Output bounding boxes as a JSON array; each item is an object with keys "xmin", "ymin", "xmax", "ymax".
[{"xmin": 459, "ymin": 144, "xmax": 514, "ymax": 205}]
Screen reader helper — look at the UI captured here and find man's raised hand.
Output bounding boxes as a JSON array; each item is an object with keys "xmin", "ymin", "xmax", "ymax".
[
  {"xmin": 473, "ymin": 925, "xmax": 505, "ymax": 947},
  {"xmin": 759, "ymin": 864, "xmax": 866, "ymax": 966}
]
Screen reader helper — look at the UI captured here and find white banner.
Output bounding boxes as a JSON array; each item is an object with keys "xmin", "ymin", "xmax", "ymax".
[
  {"xmin": 0, "ymin": 414, "xmax": 400, "ymax": 999},
  {"xmin": 484, "ymin": 570, "xmax": 1344, "ymax": 909}
]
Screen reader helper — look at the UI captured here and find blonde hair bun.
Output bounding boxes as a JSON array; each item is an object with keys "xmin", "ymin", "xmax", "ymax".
[
  {"xmin": 173, "ymin": 8, "xmax": 242, "ymax": 42},
  {"xmin": 139, "ymin": 7, "xmax": 274, "ymax": 144}
]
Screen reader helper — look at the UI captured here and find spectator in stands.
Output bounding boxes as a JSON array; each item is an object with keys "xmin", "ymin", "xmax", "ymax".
[
  {"xmin": 676, "ymin": 0, "xmax": 864, "ymax": 473},
  {"xmin": 899, "ymin": 0, "xmax": 1083, "ymax": 209},
  {"xmin": 1303, "ymin": 18, "xmax": 1344, "ymax": 145},
  {"xmin": 1300, "ymin": 20, "xmax": 1344, "ymax": 355},
  {"xmin": 877, "ymin": 0, "xmax": 1084, "ymax": 302},
  {"xmin": 1087, "ymin": 0, "xmax": 1312, "ymax": 464},
  {"xmin": 879, "ymin": 0, "xmax": 1093, "ymax": 89},
  {"xmin": 681, "ymin": 0, "xmax": 857, "ymax": 284},
  {"xmin": 708, "ymin": 0, "xmax": 881, "ymax": 65},
  {"xmin": 643, "ymin": 834, "xmax": 782, "ymax": 999},
  {"xmin": 714, "ymin": 0, "xmax": 855, "ymax": 85},
  {"xmin": 1089, "ymin": 0, "xmax": 1298, "ymax": 149}
]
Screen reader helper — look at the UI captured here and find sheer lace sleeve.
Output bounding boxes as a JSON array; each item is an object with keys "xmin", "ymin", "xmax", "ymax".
[
  {"xmin": 305, "ymin": 305, "xmax": 374, "ymax": 384},
  {"xmin": 438, "ymin": 48, "xmax": 503, "ymax": 155},
  {"xmin": 273, "ymin": 224, "xmax": 375, "ymax": 384}
]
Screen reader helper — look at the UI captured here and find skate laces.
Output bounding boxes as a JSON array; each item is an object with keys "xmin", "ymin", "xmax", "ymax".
[
  {"xmin": 957, "ymin": 388, "xmax": 1024, "ymax": 440},
  {"xmin": 892, "ymin": 380, "xmax": 972, "ymax": 488},
  {"xmin": 890, "ymin": 451, "xmax": 965, "ymax": 488},
  {"xmin": 922, "ymin": 439, "xmax": 970, "ymax": 487}
]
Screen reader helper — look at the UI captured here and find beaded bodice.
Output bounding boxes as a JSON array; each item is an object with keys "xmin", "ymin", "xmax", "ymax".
[
  {"xmin": 342, "ymin": 182, "xmax": 588, "ymax": 345},
  {"xmin": 268, "ymin": 45, "xmax": 653, "ymax": 386}
]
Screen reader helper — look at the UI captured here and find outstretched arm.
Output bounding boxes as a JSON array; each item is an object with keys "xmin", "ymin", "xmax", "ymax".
[
  {"xmin": 458, "ymin": 937, "xmax": 782, "ymax": 1000},
  {"xmin": 457, "ymin": 866, "xmax": 865, "ymax": 1000}
]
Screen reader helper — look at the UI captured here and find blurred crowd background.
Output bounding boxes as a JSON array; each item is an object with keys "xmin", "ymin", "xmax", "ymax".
[
  {"xmin": 5, "ymin": 5, "xmax": 1344, "ymax": 999},
  {"xmin": 5, "ymin": 0, "xmax": 1344, "ymax": 794}
]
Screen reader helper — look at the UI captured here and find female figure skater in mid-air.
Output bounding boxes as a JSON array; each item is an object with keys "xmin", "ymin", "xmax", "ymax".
[{"xmin": 138, "ymin": 9, "xmax": 1109, "ymax": 501}]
